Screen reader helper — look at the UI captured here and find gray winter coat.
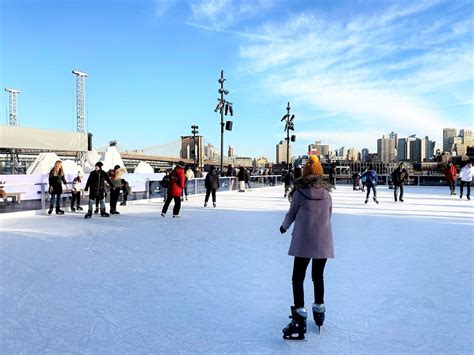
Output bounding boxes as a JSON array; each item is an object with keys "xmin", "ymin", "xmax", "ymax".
[{"xmin": 282, "ymin": 176, "xmax": 335, "ymax": 259}]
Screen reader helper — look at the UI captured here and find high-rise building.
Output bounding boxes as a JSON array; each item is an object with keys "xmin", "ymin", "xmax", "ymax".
[
  {"xmin": 346, "ymin": 148, "xmax": 359, "ymax": 161},
  {"xmin": 424, "ymin": 136, "xmax": 436, "ymax": 161},
  {"xmin": 377, "ymin": 133, "xmax": 397, "ymax": 163},
  {"xmin": 361, "ymin": 148, "xmax": 369, "ymax": 162},
  {"xmin": 409, "ymin": 137, "xmax": 426, "ymax": 162},
  {"xmin": 228, "ymin": 145, "xmax": 235, "ymax": 158},
  {"xmin": 276, "ymin": 140, "xmax": 292, "ymax": 164},
  {"xmin": 443, "ymin": 128, "xmax": 457, "ymax": 152},
  {"xmin": 397, "ymin": 135, "xmax": 417, "ymax": 161},
  {"xmin": 308, "ymin": 141, "xmax": 330, "ymax": 157}
]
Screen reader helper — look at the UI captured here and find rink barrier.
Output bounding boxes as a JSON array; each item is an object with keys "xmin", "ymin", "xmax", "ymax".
[
  {"xmin": 146, "ymin": 175, "xmax": 282, "ymax": 202},
  {"xmin": 0, "ymin": 173, "xmax": 454, "ymax": 214}
]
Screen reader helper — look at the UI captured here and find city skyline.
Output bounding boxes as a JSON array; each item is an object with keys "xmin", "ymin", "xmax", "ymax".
[{"xmin": 1, "ymin": 0, "xmax": 472, "ymax": 159}]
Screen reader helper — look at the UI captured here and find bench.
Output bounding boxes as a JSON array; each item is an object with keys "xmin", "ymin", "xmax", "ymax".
[{"xmin": 4, "ymin": 192, "xmax": 24, "ymax": 204}]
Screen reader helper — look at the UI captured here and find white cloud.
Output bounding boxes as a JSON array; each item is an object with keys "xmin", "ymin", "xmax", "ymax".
[
  {"xmin": 154, "ymin": 0, "xmax": 177, "ymax": 16},
  {"xmin": 238, "ymin": 1, "xmax": 473, "ymax": 148},
  {"xmin": 189, "ymin": 0, "xmax": 277, "ymax": 29}
]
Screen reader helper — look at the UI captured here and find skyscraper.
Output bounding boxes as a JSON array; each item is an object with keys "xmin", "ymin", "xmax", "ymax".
[
  {"xmin": 228, "ymin": 145, "xmax": 235, "ymax": 158},
  {"xmin": 377, "ymin": 133, "xmax": 397, "ymax": 163},
  {"xmin": 361, "ymin": 148, "xmax": 369, "ymax": 162},
  {"xmin": 276, "ymin": 140, "xmax": 292, "ymax": 164},
  {"xmin": 443, "ymin": 128, "xmax": 457, "ymax": 152}
]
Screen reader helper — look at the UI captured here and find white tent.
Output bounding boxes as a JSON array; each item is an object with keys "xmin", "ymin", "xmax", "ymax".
[
  {"xmin": 100, "ymin": 145, "xmax": 125, "ymax": 172},
  {"xmin": 134, "ymin": 161, "xmax": 154, "ymax": 174},
  {"xmin": 84, "ymin": 150, "xmax": 101, "ymax": 174},
  {"xmin": 61, "ymin": 160, "xmax": 84, "ymax": 176},
  {"xmin": 26, "ymin": 152, "xmax": 60, "ymax": 174},
  {"xmin": 27, "ymin": 153, "xmax": 83, "ymax": 176}
]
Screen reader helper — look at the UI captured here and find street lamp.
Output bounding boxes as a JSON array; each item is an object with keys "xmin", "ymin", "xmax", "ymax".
[
  {"xmin": 281, "ymin": 102, "xmax": 295, "ymax": 170},
  {"xmin": 191, "ymin": 124, "xmax": 199, "ymax": 168},
  {"xmin": 214, "ymin": 70, "xmax": 234, "ymax": 175}
]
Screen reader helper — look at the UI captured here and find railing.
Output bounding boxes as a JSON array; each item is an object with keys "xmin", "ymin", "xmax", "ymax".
[{"xmin": 146, "ymin": 175, "xmax": 282, "ymax": 201}]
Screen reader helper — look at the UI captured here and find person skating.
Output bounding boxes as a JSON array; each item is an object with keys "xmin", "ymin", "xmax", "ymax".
[
  {"xmin": 459, "ymin": 162, "xmax": 473, "ymax": 200},
  {"xmin": 48, "ymin": 160, "xmax": 68, "ymax": 215},
  {"xmin": 120, "ymin": 179, "xmax": 131, "ymax": 205},
  {"xmin": 183, "ymin": 166, "xmax": 194, "ymax": 201},
  {"xmin": 362, "ymin": 165, "xmax": 378, "ymax": 204},
  {"xmin": 328, "ymin": 163, "xmax": 336, "ymax": 187},
  {"xmin": 391, "ymin": 162, "xmax": 409, "ymax": 202},
  {"xmin": 161, "ymin": 162, "xmax": 185, "ymax": 218},
  {"xmin": 84, "ymin": 162, "xmax": 113, "ymax": 219},
  {"xmin": 204, "ymin": 166, "xmax": 220, "ymax": 207},
  {"xmin": 283, "ymin": 169, "xmax": 294, "ymax": 199},
  {"xmin": 443, "ymin": 162, "xmax": 458, "ymax": 195},
  {"xmin": 279, "ymin": 155, "xmax": 334, "ymax": 339},
  {"xmin": 70, "ymin": 172, "xmax": 83, "ymax": 211},
  {"xmin": 244, "ymin": 168, "xmax": 251, "ymax": 191},
  {"xmin": 108, "ymin": 165, "xmax": 127, "ymax": 214},
  {"xmin": 160, "ymin": 169, "xmax": 171, "ymax": 202},
  {"xmin": 237, "ymin": 165, "xmax": 246, "ymax": 192}
]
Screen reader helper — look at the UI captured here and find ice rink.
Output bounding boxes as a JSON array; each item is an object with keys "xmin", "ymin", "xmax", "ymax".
[{"xmin": 1, "ymin": 185, "xmax": 473, "ymax": 353}]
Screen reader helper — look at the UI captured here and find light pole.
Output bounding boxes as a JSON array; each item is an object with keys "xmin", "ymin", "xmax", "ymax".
[
  {"xmin": 191, "ymin": 125, "xmax": 199, "ymax": 168},
  {"xmin": 281, "ymin": 102, "xmax": 295, "ymax": 170},
  {"xmin": 214, "ymin": 70, "xmax": 233, "ymax": 176}
]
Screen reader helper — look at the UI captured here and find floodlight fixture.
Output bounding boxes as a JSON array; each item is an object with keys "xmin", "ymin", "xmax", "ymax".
[
  {"xmin": 72, "ymin": 70, "xmax": 88, "ymax": 77},
  {"xmin": 5, "ymin": 88, "xmax": 20, "ymax": 93}
]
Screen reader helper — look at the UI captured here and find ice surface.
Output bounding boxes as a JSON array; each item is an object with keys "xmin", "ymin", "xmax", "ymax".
[{"xmin": 1, "ymin": 185, "xmax": 472, "ymax": 353}]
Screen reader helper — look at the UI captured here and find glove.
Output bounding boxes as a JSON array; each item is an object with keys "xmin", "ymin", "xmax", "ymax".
[{"xmin": 280, "ymin": 225, "xmax": 286, "ymax": 234}]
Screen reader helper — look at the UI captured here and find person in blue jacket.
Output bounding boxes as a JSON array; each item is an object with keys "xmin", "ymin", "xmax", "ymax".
[{"xmin": 362, "ymin": 165, "xmax": 379, "ymax": 204}]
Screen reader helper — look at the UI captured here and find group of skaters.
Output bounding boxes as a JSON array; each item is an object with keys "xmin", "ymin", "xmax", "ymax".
[
  {"xmin": 47, "ymin": 160, "xmax": 131, "ymax": 217},
  {"xmin": 444, "ymin": 161, "xmax": 473, "ymax": 199},
  {"xmin": 159, "ymin": 163, "xmax": 254, "ymax": 217},
  {"xmin": 283, "ymin": 160, "xmax": 473, "ymax": 205}
]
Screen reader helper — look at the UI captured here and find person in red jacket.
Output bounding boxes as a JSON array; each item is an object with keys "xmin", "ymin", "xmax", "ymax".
[
  {"xmin": 161, "ymin": 161, "xmax": 186, "ymax": 218},
  {"xmin": 443, "ymin": 162, "xmax": 458, "ymax": 195}
]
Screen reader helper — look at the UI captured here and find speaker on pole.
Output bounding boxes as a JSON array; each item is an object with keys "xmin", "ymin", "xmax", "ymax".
[
  {"xmin": 87, "ymin": 133, "xmax": 93, "ymax": 151},
  {"xmin": 225, "ymin": 121, "xmax": 233, "ymax": 131},
  {"xmin": 291, "ymin": 135, "xmax": 296, "ymax": 142}
]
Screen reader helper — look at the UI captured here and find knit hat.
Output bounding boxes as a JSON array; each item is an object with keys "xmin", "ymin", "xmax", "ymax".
[
  {"xmin": 303, "ymin": 155, "xmax": 323, "ymax": 177},
  {"xmin": 95, "ymin": 161, "xmax": 103, "ymax": 168}
]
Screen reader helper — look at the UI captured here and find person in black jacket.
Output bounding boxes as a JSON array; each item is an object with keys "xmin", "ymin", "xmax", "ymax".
[
  {"xmin": 283, "ymin": 169, "xmax": 294, "ymax": 198},
  {"xmin": 84, "ymin": 162, "xmax": 113, "ymax": 219},
  {"xmin": 391, "ymin": 163, "xmax": 409, "ymax": 202},
  {"xmin": 161, "ymin": 169, "xmax": 171, "ymax": 202},
  {"xmin": 48, "ymin": 160, "xmax": 68, "ymax": 215},
  {"xmin": 120, "ymin": 179, "xmax": 131, "ymax": 205},
  {"xmin": 204, "ymin": 166, "xmax": 220, "ymax": 207}
]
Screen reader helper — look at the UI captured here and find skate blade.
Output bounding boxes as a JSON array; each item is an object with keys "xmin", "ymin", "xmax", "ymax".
[{"xmin": 283, "ymin": 334, "xmax": 306, "ymax": 341}]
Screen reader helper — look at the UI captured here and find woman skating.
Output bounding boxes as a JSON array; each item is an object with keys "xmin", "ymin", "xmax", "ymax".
[
  {"xmin": 48, "ymin": 160, "xmax": 68, "ymax": 215},
  {"xmin": 279, "ymin": 155, "xmax": 334, "ymax": 340}
]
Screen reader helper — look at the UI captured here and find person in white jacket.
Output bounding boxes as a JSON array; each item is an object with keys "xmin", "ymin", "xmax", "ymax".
[{"xmin": 459, "ymin": 162, "xmax": 473, "ymax": 200}]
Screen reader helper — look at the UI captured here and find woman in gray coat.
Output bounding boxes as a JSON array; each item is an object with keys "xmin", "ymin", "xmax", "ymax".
[{"xmin": 280, "ymin": 155, "xmax": 334, "ymax": 340}]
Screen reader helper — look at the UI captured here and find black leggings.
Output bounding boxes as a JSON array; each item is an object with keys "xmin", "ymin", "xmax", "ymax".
[
  {"xmin": 292, "ymin": 257, "xmax": 327, "ymax": 308},
  {"xmin": 205, "ymin": 188, "xmax": 216, "ymax": 203},
  {"xmin": 162, "ymin": 195, "xmax": 181, "ymax": 216}
]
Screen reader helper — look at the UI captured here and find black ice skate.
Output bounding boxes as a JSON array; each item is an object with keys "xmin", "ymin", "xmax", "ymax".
[
  {"xmin": 56, "ymin": 208, "xmax": 65, "ymax": 215},
  {"xmin": 100, "ymin": 209, "xmax": 110, "ymax": 217},
  {"xmin": 282, "ymin": 306, "xmax": 307, "ymax": 340},
  {"xmin": 213, "ymin": 202, "xmax": 216, "ymax": 208},
  {"xmin": 312, "ymin": 303, "xmax": 325, "ymax": 331},
  {"xmin": 84, "ymin": 211, "xmax": 92, "ymax": 219},
  {"xmin": 47, "ymin": 207, "xmax": 53, "ymax": 215},
  {"xmin": 94, "ymin": 208, "xmax": 99, "ymax": 214},
  {"xmin": 76, "ymin": 206, "xmax": 83, "ymax": 211}
]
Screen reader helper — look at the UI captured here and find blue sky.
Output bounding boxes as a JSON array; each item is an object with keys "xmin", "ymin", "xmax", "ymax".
[{"xmin": 1, "ymin": 0, "xmax": 473, "ymax": 160}]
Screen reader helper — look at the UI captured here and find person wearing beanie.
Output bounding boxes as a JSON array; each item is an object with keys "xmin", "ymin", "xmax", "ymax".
[
  {"xmin": 362, "ymin": 164, "xmax": 379, "ymax": 204},
  {"xmin": 204, "ymin": 166, "xmax": 220, "ymax": 207},
  {"xmin": 84, "ymin": 161, "xmax": 114, "ymax": 219},
  {"xmin": 279, "ymin": 155, "xmax": 334, "ymax": 339}
]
